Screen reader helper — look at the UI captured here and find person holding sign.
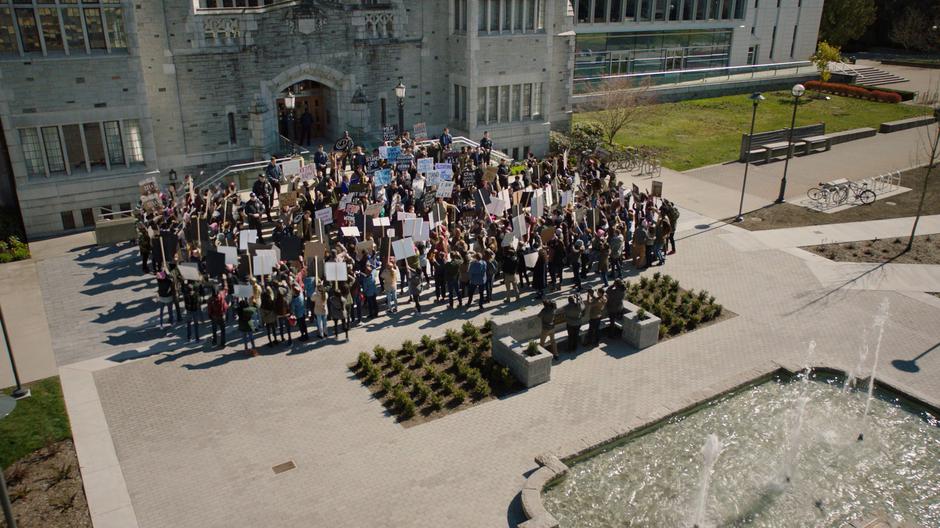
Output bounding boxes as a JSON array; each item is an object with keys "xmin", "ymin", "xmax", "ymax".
[
  {"xmin": 207, "ymin": 286, "xmax": 228, "ymax": 348},
  {"xmin": 466, "ymin": 253, "xmax": 488, "ymax": 309},
  {"xmin": 237, "ymin": 299, "xmax": 259, "ymax": 357},
  {"xmin": 380, "ymin": 259, "xmax": 399, "ymax": 314}
]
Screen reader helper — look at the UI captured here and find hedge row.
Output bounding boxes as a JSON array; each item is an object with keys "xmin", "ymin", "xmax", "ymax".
[{"xmin": 805, "ymin": 81, "xmax": 902, "ymax": 104}]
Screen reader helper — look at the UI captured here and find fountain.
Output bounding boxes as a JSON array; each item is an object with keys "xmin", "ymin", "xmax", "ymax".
[
  {"xmin": 859, "ymin": 299, "xmax": 890, "ymax": 441},
  {"xmin": 689, "ymin": 434, "xmax": 723, "ymax": 528}
]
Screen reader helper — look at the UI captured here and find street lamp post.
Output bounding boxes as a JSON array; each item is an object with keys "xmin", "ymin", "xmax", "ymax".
[
  {"xmin": 0, "ymin": 305, "xmax": 28, "ymax": 400},
  {"xmin": 395, "ymin": 78, "xmax": 406, "ymax": 140},
  {"xmin": 0, "ymin": 394, "xmax": 18, "ymax": 528},
  {"xmin": 736, "ymin": 92, "xmax": 765, "ymax": 221},
  {"xmin": 776, "ymin": 83, "xmax": 806, "ymax": 204}
]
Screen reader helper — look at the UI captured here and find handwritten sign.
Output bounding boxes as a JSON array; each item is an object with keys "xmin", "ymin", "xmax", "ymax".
[
  {"xmin": 417, "ymin": 157, "xmax": 434, "ymax": 173},
  {"xmin": 315, "ymin": 207, "xmax": 334, "ymax": 225},
  {"xmin": 413, "ymin": 122, "xmax": 428, "ymax": 141},
  {"xmin": 374, "ymin": 169, "xmax": 392, "ymax": 187},
  {"xmin": 436, "ymin": 181, "xmax": 454, "ymax": 198}
]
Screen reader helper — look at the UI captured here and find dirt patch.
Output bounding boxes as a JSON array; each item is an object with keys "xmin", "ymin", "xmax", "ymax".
[
  {"xmin": 733, "ymin": 166, "xmax": 938, "ymax": 231},
  {"xmin": 1, "ymin": 440, "xmax": 91, "ymax": 528},
  {"xmin": 802, "ymin": 234, "xmax": 940, "ymax": 265}
]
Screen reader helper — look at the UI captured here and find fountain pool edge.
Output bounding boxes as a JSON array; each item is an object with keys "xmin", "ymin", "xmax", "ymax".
[{"xmin": 515, "ymin": 364, "xmax": 940, "ymax": 528}]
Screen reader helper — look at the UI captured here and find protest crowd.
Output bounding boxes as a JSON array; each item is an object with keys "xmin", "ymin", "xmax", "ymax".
[{"xmin": 136, "ymin": 128, "xmax": 681, "ymax": 357}]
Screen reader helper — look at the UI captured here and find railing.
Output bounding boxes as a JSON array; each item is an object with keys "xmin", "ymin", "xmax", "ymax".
[
  {"xmin": 573, "ymin": 60, "xmax": 814, "ymax": 94},
  {"xmin": 829, "ymin": 61, "xmax": 859, "ymax": 79},
  {"xmin": 415, "ymin": 135, "xmax": 514, "ymax": 164},
  {"xmin": 196, "ymin": 135, "xmax": 309, "ymax": 191}
]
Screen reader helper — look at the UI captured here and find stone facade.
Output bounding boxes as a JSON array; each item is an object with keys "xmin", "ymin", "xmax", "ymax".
[{"xmin": 0, "ymin": 0, "xmax": 574, "ymax": 238}]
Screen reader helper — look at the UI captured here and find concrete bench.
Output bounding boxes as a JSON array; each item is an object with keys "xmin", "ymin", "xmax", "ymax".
[
  {"xmin": 94, "ymin": 216, "xmax": 137, "ymax": 245},
  {"xmin": 879, "ymin": 116, "xmax": 937, "ymax": 134},
  {"xmin": 825, "ymin": 127, "xmax": 877, "ymax": 145},
  {"xmin": 799, "ymin": 135, "xmax": 831, "ymax": 155},
  {"xmin": 758, "ymin": 141, "xmax": 797, "ymax": 162},
  {"xmin": 740, "ymin": 123, "xmax": 825, "ymax": 162}
]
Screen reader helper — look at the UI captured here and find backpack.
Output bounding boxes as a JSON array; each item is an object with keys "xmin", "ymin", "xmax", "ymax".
[{"xmin": 665, "ymin": 202, "xmax": 680, "ymax": 224}]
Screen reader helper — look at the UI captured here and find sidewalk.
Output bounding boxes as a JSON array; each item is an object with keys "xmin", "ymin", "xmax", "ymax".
[{"xmin": 718, "ymin": 214, "xmax": 940, "ymax": 252}]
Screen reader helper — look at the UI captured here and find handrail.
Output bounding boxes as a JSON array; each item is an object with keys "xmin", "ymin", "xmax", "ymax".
[
  {"xmin": 415, "ymin": 135, "xmax": 514, "ymax": 164},
  {"xmin": 572, "ymin": 60, "xmax": 812, "ymax": 83}
]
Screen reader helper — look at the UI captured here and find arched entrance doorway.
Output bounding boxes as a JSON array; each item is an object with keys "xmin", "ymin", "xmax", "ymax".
[{"xmin": 276, "ymin": 79, "xmax": 338, "ymax": 148}]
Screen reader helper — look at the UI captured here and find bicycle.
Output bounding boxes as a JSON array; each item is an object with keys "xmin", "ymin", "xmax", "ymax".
[
  {"xmin": 843, "ymin": 180, "xmax": 876, "ymax": 205},
  {"xmin": 806, "ymin": 182, "xmax": 846, "ymax": 206}
]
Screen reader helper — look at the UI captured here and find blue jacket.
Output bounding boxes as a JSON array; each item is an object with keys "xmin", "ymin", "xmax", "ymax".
[
  {"xmin": 469, "ymin": 260, "xmax": 488, "ymax": 285},
  {"xmin": 290, "ymin": 295, "xmax": 306, "ymax": 318},
  {"xmin": 361, "ymin": 271, "xmax": 378, "ymax": 297}
]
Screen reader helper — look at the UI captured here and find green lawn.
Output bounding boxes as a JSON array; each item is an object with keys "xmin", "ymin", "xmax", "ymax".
[
  {"xmin": 0, "ymin": 377, "xmax": 71, "ymax": 469},
  {"xmin": 575, "ymin": 91, "xmax": 928, "ymax": 171}
]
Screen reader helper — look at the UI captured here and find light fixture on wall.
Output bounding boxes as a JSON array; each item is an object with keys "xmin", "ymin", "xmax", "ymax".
[{"xmin": 285, "ymin": 90, "xmax": 296, "ymax": 110}]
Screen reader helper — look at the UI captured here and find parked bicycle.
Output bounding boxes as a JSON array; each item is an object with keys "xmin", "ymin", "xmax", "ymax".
[
  {"xmin": 842, "ymin": 180, "xmax": 876, "ymax": 205},
  {"xmin": 807, "ymin": 182, "xmax": 845, "ymax": 206}
]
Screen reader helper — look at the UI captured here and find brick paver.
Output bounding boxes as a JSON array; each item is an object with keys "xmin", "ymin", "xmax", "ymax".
[{"xmin": 52, "ymin": 220, "xmax": 940, "ymax": 528}]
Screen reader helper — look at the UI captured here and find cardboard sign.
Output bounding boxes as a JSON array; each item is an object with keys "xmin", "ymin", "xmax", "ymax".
[
  {"xmin": 561, "ymin": 191, "xmax": 573, "ymax": 207},
  {"xmin": 324, "ymin": 261, "xmax": 348, "ymax": 282},
  {"xmin": 206, "ymin": 251, "xmax": 226, "ymax": 277},
  {"xmin": 341, "ymin": 226, "xmax": 361, "ymax": 238},
  {"xmin": 299, "ymin": 164, "xmax": 316, "ymax": 181},
  {"xmin": 304, "ymin": 241, "xmax": 327, "ymax": 260},
  {"xmin": 356, "ymin": 239, "xmax": 376, "ymax": 254},
  {"xmin": 238, "ymin": 230, "xmax": 257, "ymax": 251},
  {"xmin": 540, "ymin": 227, "xmax": 556, "ymax": 245},
  {"xmin": 413, "ymin": 122, "xmax": 428, "ymax": 141},
  {"xmin": 392, "ymin": 237, "xmax": 417, "ymax": 259},
  {"xmin": 484, "ymin": 166, "xmax": 498, "ymax": 182},
  {"xmin": 139, "ymin": 176, "xmax": 159, "ymax": 196},
  {"xmin": 141, "ymin": 194, "xmax": 160, "ymax": 213},
  {"xmin": 315, "ymin": 207, "xmax": 334, "ymax": 225},
  {"xmin": 651, "ymin": 180, "xmax": 663, "ymax": 198},
  {"xmin": 179, "ymin": 262, "xmax": 201, "ymax": 282},
  {"xmin": 365, "ymin": 202, "xmax": 384, "ymax": 216},
  {"xmin": 426, "ymin": 170, "xmax": 441, "ymax": 187},
  {"xmin": 436, "ymin": 181, "xmax": 454, "ymax": 198},
  {"xmin": 435, "ymin": 163, "xmax": 454, "ymax": 181},
  {"xmin": 234, "ymin": 284, "xmax": 254, "ymax": 299},
  {"xmin": 373, "ymin": 169, "xmax": 392, "ymax": 187},
  {"xmin": 523, "ymin": 251, "xmax": 539, "ymax": 268},
  {"xmin": 279, "ymin": 191, "xmax": 298, "ymax": 208},
  {"xmin": 416, "ymin": 157, "xmax": 434, "ymax": 173}
]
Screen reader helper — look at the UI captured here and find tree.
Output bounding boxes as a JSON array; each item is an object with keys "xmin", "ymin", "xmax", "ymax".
[
  {"xmin": 818, "ymin": 0, "xmax": 876, "ymax": 48},
  {"xmin": 890, "ymin": 6, "xmax": 940, "ymax": 52},
  {"xmin": 907, "ymin": 87, "xmax": 940, "ymax": 252},
  {"xmin": 811, "ymin": 42, "xmax": 841, "ymax": 82},
  {"xmin": 583, "ymin": 77, "xmax": 653, "ymax": 147}
]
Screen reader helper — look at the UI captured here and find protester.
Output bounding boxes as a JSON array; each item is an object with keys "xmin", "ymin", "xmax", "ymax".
[
  {"xmin": 237, "ymin": 299, "xmax": 258, "ymax": 357},
  {"xmin": 538, "ymin": 300, "xmax": 558, "ymax": 358},
  {"xmin": 564, "ymin": 294, "xmax": 585, "ymax": 353}
]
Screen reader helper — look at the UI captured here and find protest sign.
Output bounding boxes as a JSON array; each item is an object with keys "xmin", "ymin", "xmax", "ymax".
[
  {"xmin": 139, "ymin": 176, "xmax": 159, "ymax": 197},
  {"xmin": 413, "ymin": 122, "xmax": 428, "ymax": 141},
  {"xmin": 340, "ymin": 226, "xmax": 361, "ymax": 238},
  {"xmin": 279, "ymin": 158, "xmax": 301, "ymax": 178},
  {"xmin": 365, "ymin": 202, "xmax": 384, "ymax": 216},
  {"xmin": 179, "ymin": 262, "xmax": 201, "ymax": 281},
  {"xmin": 238, "ymin": 230, "xmax": 257, "ymax": 251},
  {"xmin": 651, "ymin": 180, "xmax": 663, "ymax": 198},
  {"xmin": 396, "ymin": 153, "xmax": 414, "ymax": 172},
  {"xmin": 426, "ymin": 170, "xmax": 441, "ymax": 187},
  {"xmin": 315, "ymin": 207, "xmax": 334, "ymax": 225},
  {"xmin": 397, "ymin": 211, "xmax": 416, "ymax": 221},
  {"xmin": 218, "ymin": 246, "xmax": 238, "ymax": 266},
  {"xmin": 373, "ymin": 169, "xmax": 392, "ymax": 187},
  {"xmin": 512, "ymin": 214, "xmax": 527, "ymax": 239},
  {"xmin": 355, "ymin": 239, "xmax": 376, "ymax": 254},
  {"xmin": 252, "ymin": 255, "xmax": 270, "ymax": 276},
  {"xmin": 484, "ymin": 166, "xmax": 498, "ymax": 182},
  {"xmin": 422, "ymin": 191, "xmax": 437, "ymax": 211},
  {"xmin": 324, "ymin": 262, "xmax": 348, "ymax": 282},
  {"xmin": 435, "ymin": 163, "xmax": 454, "ymax": 181},
  {"xmin": 387, "ymin": 146, "xmax": 402, "ymax": 161},
  {"xmin": 382, "ymin": 125, "xmax": 397, "ymax": 142},
  {"xmin": 486, "ymin": 198, "xmax": 507, "ymax": 216},
  {"xmin": 378, "ymin": 146, "xmax": 389, "ymax": 160},
  {"xmin": 413, "ymin": 222, "xmax": 430, "ymax": 242},
  {"xmin": 501, "ymin": 234, "xmax": 517, "ymax": 248},
  {"xmin": 392, "ymin": 237, "xmax": 417, "ymax": 259},
  {"xmin": 402, "ymin": 217, "xmax": 422, "ymax": 238},
  {"xmin": 206, "ymin": 251, "xmax": 226, "ymax": 277},
  {"xmin": 234, "ymin": 284, "xmax": 254, "ymax": 299},
  {"xmin": 333, "ymin": 136, "xmax": 353, "ymax": 152},
  {"xmin": 540, "ymin": 227, "xmax": 556, "ymax": 245},
  {"xmin": 279, "ymin": 191, "xmax": 298, "ymax": 207},
  {"xmin": 523, "ymin": 251, "xmax": 539, "ymax": 268},
  {"xmin": 436, "ymin": 181, "xmax": 454, "ymax": 198},
  {"xmin": 461, "ymin": 169, "xmax": 476, "ymax": 188},
  {"xmin": 530, "ymin": 192, "xmax": 544, "ymax": 218},
  {"xmin": 299, "ymin": 163, "xmax": 316, "ymax": 181},
  {"xmin": 416, "ymin": 157, "xmax": 434, "ymax": 173},
  {"xmin": 279, "ymin": 236, "xmax": 303, "ymax": 262}
]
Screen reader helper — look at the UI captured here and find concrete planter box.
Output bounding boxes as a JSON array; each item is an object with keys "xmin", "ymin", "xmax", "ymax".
[
  {"xmin": 492, "ymin": 335, "xmax": 553, "ymax": 388},
  {"xmin": 622, "ymin": 310, "xmax": 661, "ymax": 350},
  {"xmin": 94, "ymin": 216, "xmax": 137, "ymax": 246}
]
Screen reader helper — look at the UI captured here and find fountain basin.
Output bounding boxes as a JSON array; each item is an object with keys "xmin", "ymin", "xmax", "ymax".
[{"xmin": 524, "ymin": 369, "xmax": 940, "ymax": 528}]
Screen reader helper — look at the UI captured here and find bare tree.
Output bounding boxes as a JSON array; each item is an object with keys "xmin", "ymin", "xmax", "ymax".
[
  {"xmin": 908, "ymin": 84, "xmax": 940, "ymax": 252},
  {"xmin": 585, "ymin": 77, "xmax": 653, "ymax": 147}
]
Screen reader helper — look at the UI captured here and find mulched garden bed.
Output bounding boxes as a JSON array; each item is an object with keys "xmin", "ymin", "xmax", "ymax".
[
  {"xmin": 625, "ymin": 272, "xmax": 734, "ymax": 340},
  {"xmin": 2, "ymin": 439, "xmax": 92, "ymax": 528},
  {"xmin": 803, "ymin": 234, "xmax": 940, "ymax": 265},
  {"xmin": 350, "ymin": 321, "xmax": 523, "ymax": 427}
]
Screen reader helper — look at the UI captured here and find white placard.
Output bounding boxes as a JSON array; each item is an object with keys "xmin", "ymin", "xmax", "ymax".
[
  {"xmin": 397, "ymin": 211, "xmax": 417, "ymax": 221},
  {"xmin": 218, "ymin": 246, "xmax": 238, "ymax": 266},
  {"xmin": 530, "ymin": 192, "xmax": 544, "ymax": 218},
  {"xmin": 234, "ymin": 284, "xmax": 254, "ymax": 299},
  {"xmin": 256, "ymin": 249, "xmax": 277, "ymax": 273},
  {"xmin": 179, "ymin": 262, "xmax": 201, "ymax": 281},
  {"xmin": 414, "ymin": 222, "xmax": 431, "ymax": 242},
  {"xmin": 378, "ymin": 146, "xmax": 389, "ymax": 160},
  {"xmin": 373, "ymin": 216, "xmax": 390, "ymax": 227},
  {"xmin": 402, "ymin": 217, "xmax": 421, "ymax": 237},
  {"xmin": 416, "ymin": 157, "xmax": 434, "ymax": 173},
  {"xmin": 512, "ymin": 214, "xmax": 527, "ymax": 239},
  {"xmin": 501, "ymin": 234, "xmax": 518, "ymax": 248},
  {"xmin": 561, "ymin": 191, "xmax": 573, "ymax": 207},
  {"xmin": 426, "ymin": 170, "xmax": 441, "ymax": 187},
  {"xmin": 341, "ymin": 226, "xmax": 361, "ymax": 238},
  {"xmin": 392, "ymin": 237, "xmax": 417, "ymax": 259},
  {"xmin": 324, "ymin": 261, "xmax": 348, "ymax": 282},
  {"xmin": 436, "ymin": 181, "xmax": 454, "ymax": 198},
  {"xmin": 252, "ymin": 255, "xmax": 270, "ymax": 276},
  {"xmin": 279, "ymin": 158, "xmax": 301, "ymax": 177},
  {"xmin": 315, "ymin": 207, "xmax": 334, "ymax": 225},
  {"xmin": 486, "ymin": 198, "xmax": 507, "ymax": 216},
  {"xmin": 523, "ymin": 251, "xmax": 539, "ymax": 268},
  {"xmin": 239, "ymin": 230, "xmax": 257, "ymax": 250}
]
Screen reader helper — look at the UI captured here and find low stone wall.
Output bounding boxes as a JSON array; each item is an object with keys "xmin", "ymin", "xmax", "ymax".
[
  {"xmin": 94, "ymin": 216, "xmax": 137, "ymax": 246},
  {"xmin": 826, "ymin": 127, "xmax": 877, "ymax": 145},
  {"xmin": 493, "ymin": 335, "xmax": 553, "ymax": 388},
  {"xmin": 621, "ymin": 300, "xmax": 661, "ymax": 350},
  {"xmin": 879, "ymin": 115, "xmax": 937, "ymax": 134}
]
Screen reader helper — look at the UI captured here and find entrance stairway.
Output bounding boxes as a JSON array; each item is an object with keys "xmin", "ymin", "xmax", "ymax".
[{"xmin": 852, "ymin": 67, "xmax": 908, "ymax": 87}]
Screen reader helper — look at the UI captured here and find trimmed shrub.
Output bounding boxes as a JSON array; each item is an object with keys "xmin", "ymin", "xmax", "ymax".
[
  {"xmin": 372, "ymin": 346, "xmax": 387, "ymax": 363},
  {"xmin": 804, "ymin": 81, "xmax": 901, "ymax": 103},
  {"xmin": 451, "ymin": 388, "xmax": 468, "ymax": 405},
  {"xmin": 357, "ymin": 353, "xmax": 372, "ymax": 371}
]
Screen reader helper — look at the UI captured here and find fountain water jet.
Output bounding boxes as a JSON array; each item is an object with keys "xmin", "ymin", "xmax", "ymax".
[
  {"xmin": 858, "ymin": 299, "xmax": 890, "ymax": 441},
  {"xmin": 689, "ymin": 434, "xmax": 723, "ymax": 528}
]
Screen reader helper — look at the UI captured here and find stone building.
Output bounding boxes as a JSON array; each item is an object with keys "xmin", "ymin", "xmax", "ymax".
[{"xmin": 0, "ymin": 0, "xmax": 821, "ymax": 237}]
